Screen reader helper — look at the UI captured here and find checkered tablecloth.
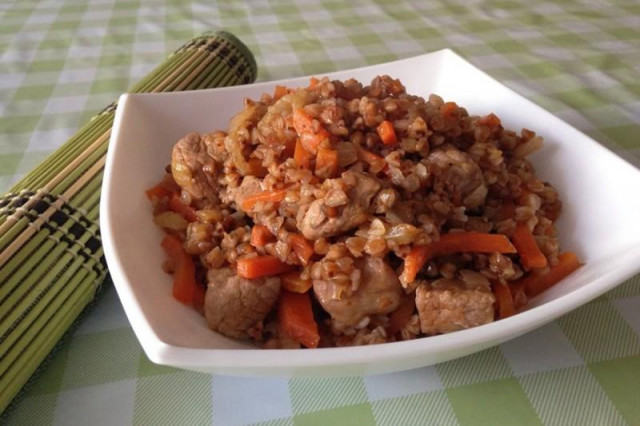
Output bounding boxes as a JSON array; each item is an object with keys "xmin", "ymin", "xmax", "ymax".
[{"xmin": 2, "ymin": 0, "xmax": 640, "ymax": 425}]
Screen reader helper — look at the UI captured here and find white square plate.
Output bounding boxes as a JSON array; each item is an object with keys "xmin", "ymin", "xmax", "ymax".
[{"xmin": 101, "ymin": 49, "xmax": 640, "ymax": 377}]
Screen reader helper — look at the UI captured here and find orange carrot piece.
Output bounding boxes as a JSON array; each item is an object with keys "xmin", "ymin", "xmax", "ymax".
[
  {"xmin": 278, "ymin": 290, "xmax": 320, "ymax": 348},
  {"xmin": 248, "ymin": 158, "xmax": 267, "ymax": 177},
  {"xmin": 250, "ymin": 225, "xmax": 273, "ymax": 247},
  {"xmin": 168, "ymin": 193, "xmax": 198, "ymax": 222},
  {"xmin": 326, "ymin": 206, "xmax": 339, "ymax": 218},
  {"xmin": 359, "ymin": 148, "xmax": 388, "ymax": 173},
  {"xmin": 294, "ymin": 138, "xmax": 313, "ymax": 168},
  {"xmin": 289, "ymin": 233, "xmax": 314, "ymax": 264},
  {"xmin": 145, "ymin": 182, "xmax": 172, "ymax": 200},
  {"xmin": 492, "ymin": 282, "xmax": 515, "ymax": 319},
  {"xmin": 146, "ymin": 175, "xmax": 180, "ymax": 200},
  {"xmin": 240, "ymin": 188, "xmax": 288, "ymax": 211},
  {"xmin": 161, "ymin": 234, "xmax": 197, "ymax": 305},
  {"xmin": 402, "ymin": 232, "xmax": 517, "ymax": 283},
  {"xmin": 292, "ymin": 108, "xmax": 330, "ymax": 154},
  {"xmin": 440, "ymin": 101, "xmax": 459, "ymax": 120},
  {"xmin": 300, "ymin": 132, "xmax": 327, "ymax": 155},
  {"xmin": 282, "ymin": 137, "xmax": 296, "ymax": 159},
  {"xmin": 236, "ymin": 255, "xmax": 292, "ymax": 279},
  {"xmin": 377, "ymin": 120, "xmax": 397, "ymax": 146},
  {"xmin": 281, "ymin": 271, "xmax": 313, "ymax": 293},
  {"xmin": 315, "ymin": 147, "xmax": 338, "ymax": 178},
  {"xmin": 309, "ymin": 77, "xmax": 320, "ymax": 88},
  {"xmin": 273, "ymin": 85, "xmax": 288, "ymax": 100},
  {"xmin": 522, "ymin": 252, "xmax": 582, "ymax": 298},
  {"xmin": 292, "ymin": 108, "xmax": 315, "ymax": 133},
  {"xmin": 387, "ymin": 296, "xmax": 416, "ymax": 336},
  {"xmin": 513, "ymin": 224, "xmax": 548, "ymax": 269},
  {"xmin": 478, "ymin": 113, "xmax": 501, "ymax": 128},
  {"xmin": 402, "ymin": 246, "xmax": 431, "ymax": 286}
]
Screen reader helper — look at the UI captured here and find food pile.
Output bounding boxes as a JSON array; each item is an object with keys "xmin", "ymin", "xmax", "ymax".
[{"xmin": 147, "ymin": 75, "xmax": 580, "ymax": 349}]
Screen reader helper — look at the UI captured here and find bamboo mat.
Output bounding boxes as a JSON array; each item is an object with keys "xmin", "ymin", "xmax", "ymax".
[{"xmin": 0, "ymin": 31, "xmax": 257, "ymax": 412}]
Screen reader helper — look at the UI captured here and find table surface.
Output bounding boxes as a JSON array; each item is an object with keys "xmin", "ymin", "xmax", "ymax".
[{"xmin": 2, "ymin": 0, "xmax": 640, "ymax": 425}]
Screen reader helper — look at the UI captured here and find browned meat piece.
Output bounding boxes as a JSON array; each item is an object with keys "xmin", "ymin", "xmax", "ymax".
[
  {"xmin": 426, "ymin": 145, "xmax": 487, "ymax": 208},
  {"xmin": 313, "ymin": 255, "xmax": 402, "ymax": 326},
  {"xmin": 171, "ymin": 132, "xmax": 218, "ymax": 201},
  {"xmin": 297, "ymin": 171, "xmax": 380, "ymax": 239},
  {"xmin": 204, "ymin": 268, "xmax": 280, "ymax": 339},
  {"xmin": 415, "ymin": 275, "xmax": 495, "ymax": 335}
]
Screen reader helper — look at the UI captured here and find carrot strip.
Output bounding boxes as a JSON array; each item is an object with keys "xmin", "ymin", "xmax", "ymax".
[
  {"xmin": 282, "ymin": 138, "xmax": 296, "ymax": 159},
  {"xmin": 168, "ymin": 193, "xmax": 198, "ymax": 222},
  {"xmin": 359, "ymin": 148, "xmax": 388, "ymax": 173},
  {"xmin": 309, "ymin": 77, "xmax": 320, "ymax": 88},
  {"xmin": 294, "ymin": 138, "xmax": 313, "ymax": 168},
  {"xmin": 387, "ymin": 296, "xmax": 415, "ymax": 336},
  {"xmin": 273, "ymin": 85, "xmax": 288, "ymax": 100},
  {"xmin": 492, "ymin": 282, "xmax": 515, "ymax": 319},
  {"xmin": 522, "ymin": 252, "xmax": 582, "ymax": 298},
  {"xmin": 315, "ymin": 147, "xmax": 338, "ymax": 178},
  {"xmin": 250, "ymin": 225, "xmax": 273, "ymax": 247},
  {"xmin": 326, "ymin": 206, "xmax": 339, "ymax": 218},
  {"xmin": 248, "ymin": 158, "xmax": 267, "ymax": 177},
  {"xmin": 440, "ymin": 101, "xmax": 459, "ymax": 120},
  {"xmin": 278, "ymin": 290, "xmax": 320, "ymax": 348},
  {"xmin": 377, "ymin": 120, "xmax": 397, "ymax": 146},
  {"xmin": 299, "ymin": 133, "xmax": 327, "ymax": 155},
  {"xmin": 236, "ymin": 255, "xmax": 292, "ymax": 279},
  {"xmin": 292, "ymin": 108, "xmax": 330, "ymax": 154},
  {"xmin": 402, "ymin": 246, "xmax": 432, "ymax": 285},
  {"xmin": 146, "ymin": 175, "xmax": 180, "ymax": 200},
  {"xmin": 145, "ymin": 182, "xmax": 172, "ymax": 200},
  {"xmin": 240, "ymin": 188, "xmax": 288, "ymax": 211},
  {"xmin": 513, "ymin": 224, "xmax": 548, "ymax": 269},
  {"xmin": 161, "ymin": 235, "xmax": 197, "ymax": 305},
  {"xmin": 289, "ymin": 233, "xmax": 314, "ymax": 265},
  {"xmin": 478, "ymin": 113, "xmax": 501, "ymax": 128},
  {"xmin": 402, "ymin": 232, "xmax": 517, "ymax": 283},
  {"xmin": 281, "ymin": 271, "xmax": 312, "ymax": 293}
]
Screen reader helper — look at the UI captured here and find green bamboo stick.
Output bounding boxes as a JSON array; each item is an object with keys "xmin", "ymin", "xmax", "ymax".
[
  {"xmin": 199, "ymin": 57, "xmax": 234, "ymax": 89},
  {"xmin": 12, "ymin": 115, "xmax": 113, "ymax": 192},
  {"xmin": 66, "ymin": 170, "xmax": 104, "ymax": 210},
  {"xmin": 0, "ymin": 217, "xmax": 31, "ymax": 251},
  {"xmin": 0, "ymin": 241, "xmax": 76, "ymax": 336},
  {"xmin": 0, "ymin": 254, "xmax": 88, "ymax": 364},
  {"xmin": 184, "ymin": 54, "xmax": 220, "ymax": 91},
  {"xmin": 191, "ymin": 54, "xmax": 230, "ymax": 90},
  {"xmin": 0, "ymin": 232, "xmax": 50, "ymax": 297},
  {"xmin": 0, "ymin": 278, "xmax": 94, "ymax": 412},
  {"xmin": 132, "ymin": 50, "xmax": 194, "ymax": 93},
  {"xmin": 49, "ymin": 144, "xmax": 109, "ymax": 197},
  {"xmin": 161, "ymin": 51, "xmax": 210, "ymax": 92}
]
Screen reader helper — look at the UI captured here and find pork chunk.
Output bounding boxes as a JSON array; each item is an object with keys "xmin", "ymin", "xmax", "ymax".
[
  {"xmin": 313, "ymin": 255, "xmax": 402, "ymax": 326},
  {"xmin": 204, "ymin": 268, "xmax": 280, "ymax": 339},
  {"xmin": 415, "ymin": 277, "xmax": 494, "ymax": 334},
  {"xmin": 171, "ymin": 132, "xmax": 218, "ymax": 201},
  {"xmin": 297, "ymin": 171, "xmax": 380, "ymax": 239},
  {"xmin": 426, "ymin": 145, "xmax": 487, "ymax": 208}
]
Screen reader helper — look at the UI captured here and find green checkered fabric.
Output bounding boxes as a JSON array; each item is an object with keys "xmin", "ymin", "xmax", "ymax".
[{"xmin": 2, "ymin": 0, "xmax": 639, "ymax": 424}]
